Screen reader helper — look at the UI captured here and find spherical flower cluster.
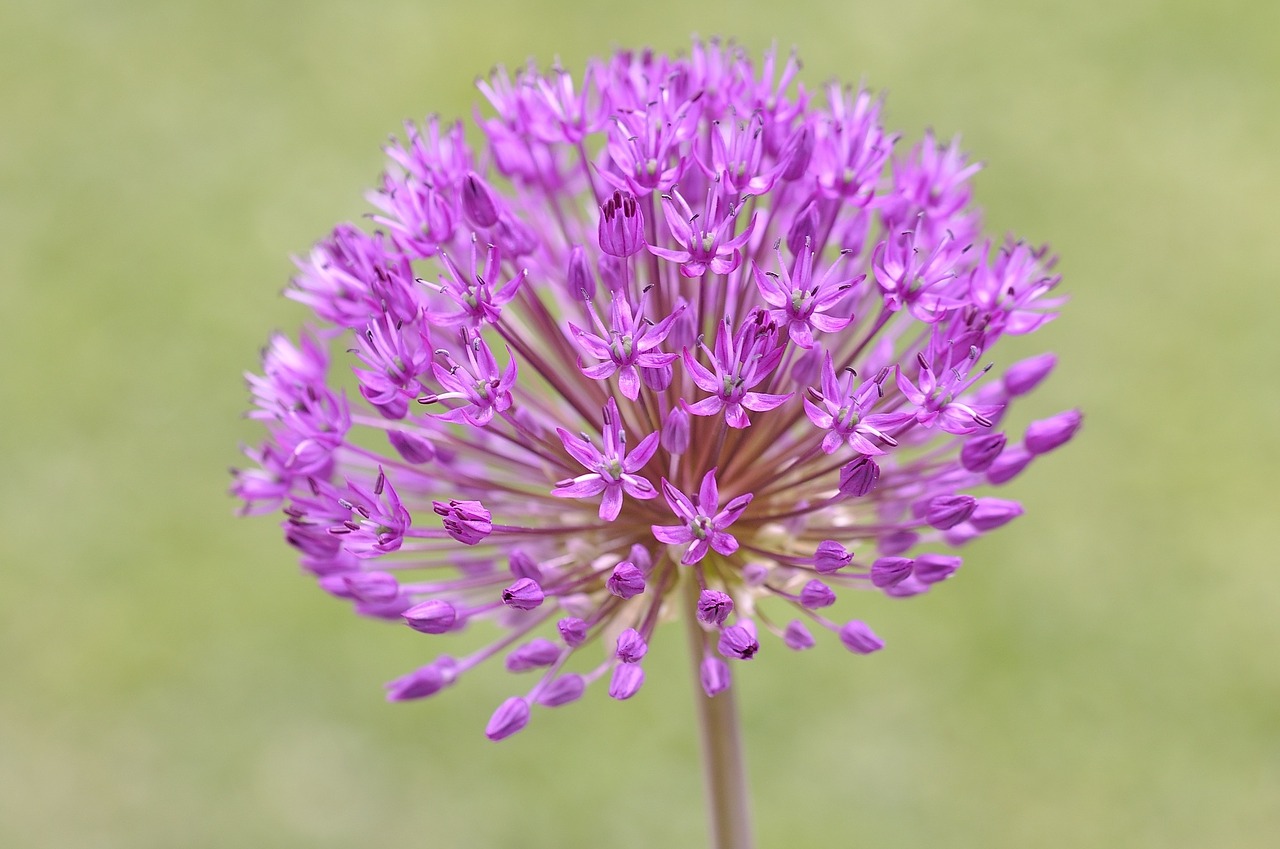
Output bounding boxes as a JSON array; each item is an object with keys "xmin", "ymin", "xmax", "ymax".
[{"xmin": 234, "ymin": 40, "xmax": 1080, "ymax": 740}]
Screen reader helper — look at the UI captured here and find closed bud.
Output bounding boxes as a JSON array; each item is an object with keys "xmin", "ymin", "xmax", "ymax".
[
  {"xmin": 536, "ymin": 674, "xmax": 586, "ymax": 707},
  {"xmin": 871, "ymin": 556, "xmax": 914, "ymax": 589},
  {"xmin": 403, "ymin": 599, "xmax": 459, "ymax": 634},
  {"xmin": 780, "ymin": 124, "xmax": 814, "ymax": 181},
  {"xmin": 615, "ymin": 628, "xmax": 648, "ymax": 663},
  {"xmin": 598, "ymin": 190, "xmax": 645, "ymax": 257},
  {"xmin": 877, "ymin": 529, "xmax": 918, "ymax": 556},
  {"xmin": 926, "ymin": 494, "xmax": 978, "ymax": 530},
  {"xmin": 838, "ymin": 456, "xmax": 880, "ymax": 497},
  {"xmin": 700, "ymin": 656, "xmax": 731, "ymax": 697},
  {"xmin": 790, "ymin": 345, "xmax": 823, "ymax": 385},
  {"xmin": 567, "ymin": 245, "xmax": 596, "ymax": 301},
  {"xmin": 607, "ymin": 561, "xmax": 646, "ymax": 599},
  {"xmin": 986, "ymin": 445, "xmax": 1033, "ymax": 484},
  {"xmin": 597, "ymin": 255, "xmax": 626, "ymax": 292},
  {"xmin": 969, "ymin": 498, "xmax": 1024, "ymax": 532},
  {"xmin": 783, "ymin": 620, "xmax": 816, "ymax": 651},
  {"xmin": 608, "ymin": 662, "xmax": 645, "ymax": 700},
  {"xmin": 914, "ymin": 554, "xmax": 962, "ymax": 584},
  {"xmin": 557, "ymin": 616, "xmax": 588, "ymax": 647},
  {"xmin": 697, "ymin": 589, "xmax": 735, "ymax": 626},
  {"xmin": 485, "ymin": 696, "xmax": 530, "ymax": 741},
  {"xmin": 509, "ymin": 549, "xmax": 543, "ymax": 582},
  {"xmin": 501, "ymin": 577, "xmax": 545, "ymax": 610},
  {"xmin": 462, "ymin": 170, "xmax": 501, "ymax": 227},
  {"xmin": 661, "ymin": 406, "xmax": 691, "ymax": 454},
  {"xmin": 718, "ymin": 622, "xmax": 759, "ymax": 660},
  {"xmin": 812, "ymin": 539, "xmax": 853, "ymax": 573},
  {"xmin": 384, "ymin": 657, "xmax": 457, "ymax": 702},
  {"xmin": 1003, "ymin": 352, "xmax": 1057, "ymax": 396},
  {"xmin": 960, "ymin": 431, "xmax": 1006, "ymax": 472},
  {"xmin": 838, "ymin": 620, "xmax": 885, "ymax": 655},
  {"xmin": 388, "ymin": 430, "xmax": 436, "ymax": 464},
  {"xmin": 640, "ymin": 362, "xmax": 674, "ymax": 392},
  {"xmin": 786, "ymin": 199, "xmax": 820, "ymax": 255},
  {"xmin": 343, "ymin": 571, "xmax": 400, "ymax": 604},
  {"xmin": 799, "ymin": 579, "xmax": 837, "ymax": 609},
  {"xmin": 628, "ymin": 543, "xmax": 653, "ymax": 575},
  {"xmin": 1025, "ymin": 410, "xmax": 1082, "ymax": 455},
  {"xmin": 883, "ymin": 577, "xmax": 929, "ymax": 598},
  {"xmin": 504, "ymin": 638, "xmax": 561, "ymax": 672}
]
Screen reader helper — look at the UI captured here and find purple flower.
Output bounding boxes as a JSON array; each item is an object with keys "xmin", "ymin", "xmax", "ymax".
[
  {"xmin": 569, "ymin": 292, "xmax": 683, "ymax": 400},
  {"xmin": 651, "ymin": 469, "xmax": 753, "ymax": 566},
  {"xmin": 236, "ymin": 41, "xmax": 1075, "ymax": 740},
  {"xmin": 804, "ymin": 353, "xmax": 914, "ymax": 455},
  {"xmin": 753, "ymin": 242, "xmax": 860, "ymax": 348},
  {"xmin": 682, "ymin": 312, "xmax": 792, "ymax": 429},
  {"xmin": 551, "ymin": 398, "xmax": 659, "ymax": 520},
  {"xmin": 598, "ymin": 190, "xmax": 646, "ymax": 257}
]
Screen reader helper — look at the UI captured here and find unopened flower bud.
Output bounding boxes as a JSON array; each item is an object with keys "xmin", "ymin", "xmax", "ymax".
[
  {"xmin": 504, "ymin": 638, "xmax": 561, "ymax": 672},
  {"xmin": 536, "ymin": 674, "xmax": 585, "ymax": 707},
  {"xmin": 661, "ymin": 406, "xmax": 691, "ymax": 454},
  {"xmin": 969, "ymin": 498, "xmax": 1023, "ymax": 532},
  {"xmin": 1003, "ymin": 352, "xmax": 1057, "ymax": 396},
  {"xmin": 786, "ymin": 199, "xmax": 820, "ymax": 255},
  {"xmin": 607, "ymin": 561, "xmax": 646, "ymax": 599},
  {"xmin": 960, "ymin": 431, "xmax": 1006, "ymax": 472},
  {"xmin": 986, "ymin": 445, "xmax": 1033, "ymax": 485},
  {"xmin": 462, "ymin": 170, "xmax": 501, "ymax": 227},
  {"xmin": 871, "ymin": 556, "xmax": 915, "ymax": 589},
  {"xmin": 598, "ymin": 190, "xmax": 645, "ymax": 257},
  {"xmin": 567, "ymin": 245, "xmax": 595, "ymax": 301},
  {"xmin": 799, "ymin": 580, "xmax": 837, "ymax": 609},
  {"xmin": 388, "ymin": 430, "xmax": 436, "ymax": 464},
  {"xmin": 783, "ymin": 620, "xmax": 816, "ymax": 651},
  {"xmin": 812, "ymin": 540, "xmax": 853, "ymax": 574},
  {"xmin": 384, "ymin": 657, "xmax": 457, "ymax": 702},
  {"xmin": 485, "ymin": 696, "xmax": 530, "ymax": 740},
  {"xmin": 343, "ymin": 571, "xmax": 400, "ymax": 604},
  {"xmin": 697, "ymin": 589, "xmax": 734, "ymax": 626},
  {"xmin": 615, "ymin": 628, "xmax": 648, "ymax": 663},
  {"xmin": 501, "ymin": 577, "xmax": 544, "ymax": 610},
  {"xmin": 608, "ymin": 662, "xmax": 645, "ymax": 700},
  {"xmin": 718, "ymin": 622, "xmax": 759, "ymax": 660},
  {"xmin": 557, "ymin": 616, "xmax": 588, "ymax": 647},
  {"xmin": 780, "ymin": 124, "xmax": 814, "ymax": 181},
  {"xmin": 509, "ymin": 549, "xmax": 543, "ymax": 582},
  {"xmin": 403, "ymin": 599, "xmax": 458, "ymax": 634},
  {"xmin": 839, "ymin": 457, "xmax": 880, "ymax": 497},
  {"xmin": 1025, "ymin": 410, "xmax": 1082, "ymax": 455},
  {"xmin": 839, "ymin": 620, "xmax": 885, "ymax": 655},
  {"xmin": 925, "ymin": 494, "xmax": 978, "ymax": 530},
  {"xmin": 700, "ymin": 656, "xmax": 731, "ymax": 696},
  {"xmin": 914, "ymin": 554, "xmax": 961, "ymax": 584}
]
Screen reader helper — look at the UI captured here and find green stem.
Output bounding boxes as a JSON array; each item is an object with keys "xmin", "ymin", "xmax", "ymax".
[{"xmin": 683, "ymin": 577, "xmax": 755, "ymax": 849}]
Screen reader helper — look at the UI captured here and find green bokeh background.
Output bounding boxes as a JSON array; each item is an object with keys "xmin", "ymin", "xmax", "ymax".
[{"xmin": 3, "ymin": 1, "xmax": 1277, "ymax": 846}]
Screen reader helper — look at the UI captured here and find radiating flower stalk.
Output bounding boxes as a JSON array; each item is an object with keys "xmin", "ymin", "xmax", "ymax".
[{"xmin": 235, "ymin": 39, "xmax": 1079, "ymax": 849}]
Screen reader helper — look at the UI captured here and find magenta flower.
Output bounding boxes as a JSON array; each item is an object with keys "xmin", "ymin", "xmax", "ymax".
[
  {"xmin": 651, "ymin": 469, "xmax": 753, "ymax": 565},
  {"xmin": 234, "ymin": 41, "xmax": 1078, "ymax": 762},
  {"xmin": 551, "ymin": 398, "xmax": 659, "ymax": 520}
]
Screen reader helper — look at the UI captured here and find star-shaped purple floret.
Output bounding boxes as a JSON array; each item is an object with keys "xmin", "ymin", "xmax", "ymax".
[
  {"xmin": 551, "ymin": 398, "xmax": 659, "ymax": 520},
  {"xmin": 651, "ymin": 469, "xmax": 752, "ymax": 565}
]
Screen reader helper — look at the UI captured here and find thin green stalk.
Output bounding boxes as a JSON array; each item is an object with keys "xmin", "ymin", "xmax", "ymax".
[{"xmin": 683, "ymin": 576, "xmax": 755, "ymax": 849}]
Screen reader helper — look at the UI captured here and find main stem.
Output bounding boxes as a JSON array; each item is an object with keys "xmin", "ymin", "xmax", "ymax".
[{"xmin": 683, "ymin": 577, "xmax": 755, "ymax": 849}]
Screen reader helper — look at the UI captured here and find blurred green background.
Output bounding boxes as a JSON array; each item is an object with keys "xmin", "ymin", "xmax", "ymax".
[{"xmin": 3, "ymin": 0, "xmax": 1277, "ymax": 846}]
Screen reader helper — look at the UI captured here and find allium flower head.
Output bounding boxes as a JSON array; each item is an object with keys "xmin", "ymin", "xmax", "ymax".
[{"xmin": 235, "ymin": 39, "xmax": 1079, "ymax": 740}]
